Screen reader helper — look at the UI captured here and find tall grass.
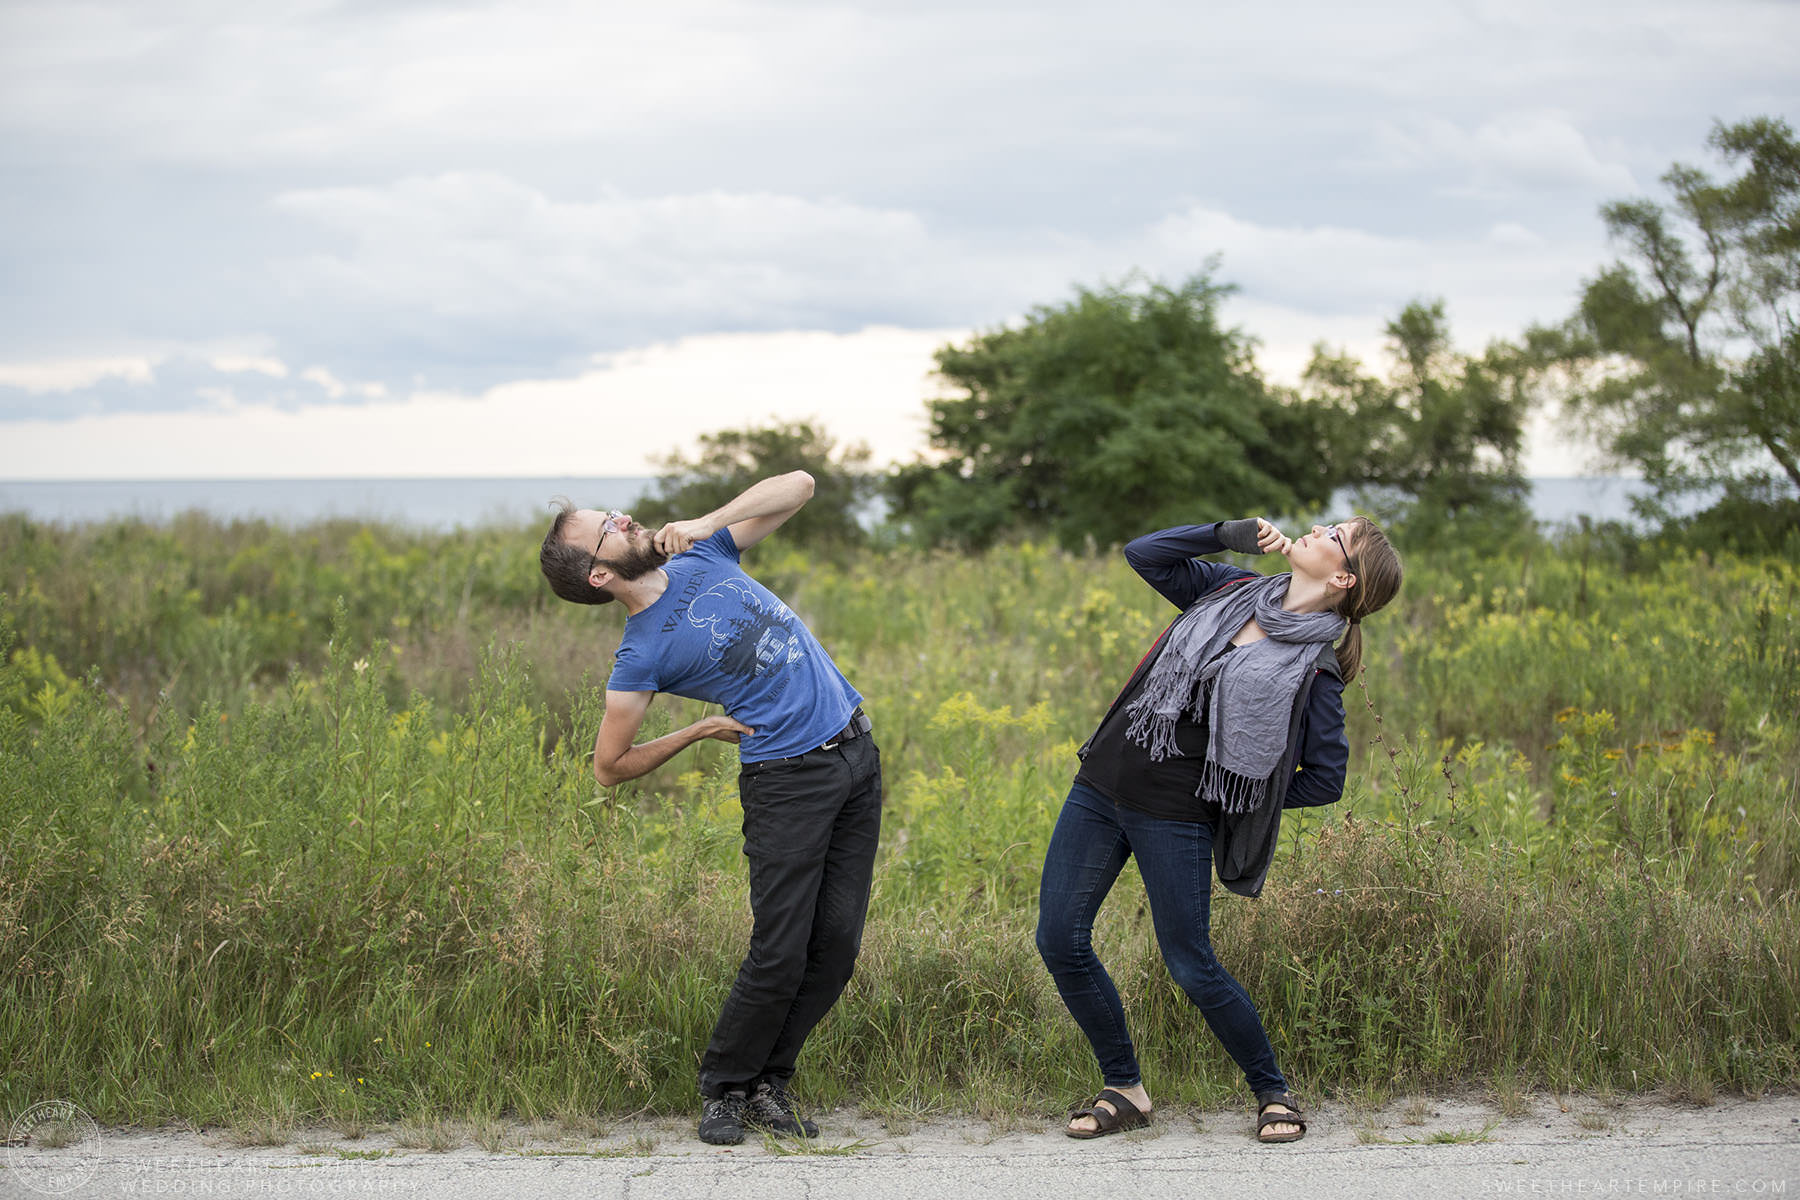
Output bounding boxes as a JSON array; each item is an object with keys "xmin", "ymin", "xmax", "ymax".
[{"xmin": 1, "ymin": 514, "xmax": 1796, "ymax": 1126}]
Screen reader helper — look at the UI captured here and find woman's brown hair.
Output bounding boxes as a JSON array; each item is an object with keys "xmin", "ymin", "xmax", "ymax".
[{"xmin": 1333, "ymin": 516, "xmax": 1402, "ymax": 680}]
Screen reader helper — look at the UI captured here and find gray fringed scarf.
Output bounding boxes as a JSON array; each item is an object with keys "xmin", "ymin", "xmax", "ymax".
[{"xmin": 1123, "ymin": 573, "xmax": 1345, "ymax": 813}]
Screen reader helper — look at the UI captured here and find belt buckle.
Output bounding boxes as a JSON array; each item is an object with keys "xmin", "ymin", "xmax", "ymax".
[
  {"xmin": 820, "ymin": 714, "xmax": 856, "ymax": 752},
  {"xmin": 820, "ymin": 709, "xmax": 866, "ymax": 753}
]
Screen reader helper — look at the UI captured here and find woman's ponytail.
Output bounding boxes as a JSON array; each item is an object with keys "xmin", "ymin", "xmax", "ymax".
[{"xmin": 1335, "ymin": 621, "xmax": 1364, "ymax": 681}]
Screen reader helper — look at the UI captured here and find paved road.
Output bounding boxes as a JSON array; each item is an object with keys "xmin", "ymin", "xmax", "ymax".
[{"xmin": 6, "ymin": 1094, "xmax": 1797, "ymax": 1199}]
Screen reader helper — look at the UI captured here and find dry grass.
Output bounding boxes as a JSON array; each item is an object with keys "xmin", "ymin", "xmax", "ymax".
[
  {"xmin": 470, "ymin": 1118, "xmax": 518, "ymax": 1153},
  {"xmin": 29, "ymin": 1119, "xmax": 85, "ymax": 1150},
  {"xmin": 394, "ymin": 1119, "xmax": 463, "ymax": 1152},
  {"xmin": 223, "ymin": 1115, "xmax": 292, "ymax": 1148}
]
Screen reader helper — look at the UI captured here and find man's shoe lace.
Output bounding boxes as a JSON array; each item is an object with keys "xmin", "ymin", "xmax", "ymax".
[
  {"xmin": 698, "ymin": 1091, "xmax": 748, "ymax": 1145},
  {"xmin": 746, "ymin": 1081, "xmax": 819, "ymax": 1138}
]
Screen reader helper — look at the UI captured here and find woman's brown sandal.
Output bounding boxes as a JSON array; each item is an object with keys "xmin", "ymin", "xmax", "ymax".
[
  {"xmin": 1256, "ymin": 1090, "xmax": 1307, "ymax": 1143},
  {"xmin": 1066, "ymin": 1088, "xmax": 1153, "ymax": 1139}
]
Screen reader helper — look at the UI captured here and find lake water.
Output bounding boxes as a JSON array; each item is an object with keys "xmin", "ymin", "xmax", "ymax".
[
  {"xmin": 0, "ymin": 477, "xmax": 660, "ymax": 530},
  {"xmin": 0, "ymin": 475, "xmax": 1661, "ymax": 531}
]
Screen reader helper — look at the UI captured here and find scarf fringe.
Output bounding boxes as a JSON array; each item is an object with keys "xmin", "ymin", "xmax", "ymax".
[
  {"xmin": 1199, "ymin": 757, "xmax": 1267, "ymax": 815},
  {"xmin": 1123, "ymin": 704, "xmax": 1183, "ymax": 763}
]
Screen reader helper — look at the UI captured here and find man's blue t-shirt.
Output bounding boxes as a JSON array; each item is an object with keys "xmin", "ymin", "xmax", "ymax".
[{"xmin": 606, "ymin": 528, "xmax": 863, "ymax": 764}]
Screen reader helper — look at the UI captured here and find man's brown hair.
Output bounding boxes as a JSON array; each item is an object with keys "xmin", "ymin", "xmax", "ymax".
[{"xmin": 539, "ymin": 497, "xmax": 615, "ymax": 605}]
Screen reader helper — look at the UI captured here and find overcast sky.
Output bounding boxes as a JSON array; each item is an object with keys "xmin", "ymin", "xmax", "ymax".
[{"xmin": 2, "ymin": 0, "xmax": 1796, "ymax": 479}]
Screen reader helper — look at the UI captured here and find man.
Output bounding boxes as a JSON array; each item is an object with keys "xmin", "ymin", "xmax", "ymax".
[{"xmin": 538, "ymin": 471, "xmax": 881, "ymax": 1145}]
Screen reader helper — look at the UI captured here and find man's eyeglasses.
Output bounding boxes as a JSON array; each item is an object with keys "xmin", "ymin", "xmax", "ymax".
[
  {"xmin": 587, "ymin": 510, "xmax": 625, "ymax": 579},
  {"xmin": 1326, "ymin": 523, "xmax": 1357, "ymax": 579}
]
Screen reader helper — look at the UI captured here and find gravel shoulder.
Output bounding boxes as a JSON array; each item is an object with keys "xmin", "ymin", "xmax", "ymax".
[{"xmin": 6, "ymin": 1092, "xmax": 1798, "ymax": 1199}]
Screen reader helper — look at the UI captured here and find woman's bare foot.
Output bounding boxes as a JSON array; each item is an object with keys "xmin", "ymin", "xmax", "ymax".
[{"xmin": 1067, "ymin": 1083, "xmax": 1152, "ymax": 1135}]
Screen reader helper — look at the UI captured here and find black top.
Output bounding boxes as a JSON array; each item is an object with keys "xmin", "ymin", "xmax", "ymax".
[
  {"xmin": 1079, "ymin": 522, "xmax": 1352, "ymax": 899},
  {"xmin": 1075, "ymin": 642, "xmax": 1238, "ymax": 823}
]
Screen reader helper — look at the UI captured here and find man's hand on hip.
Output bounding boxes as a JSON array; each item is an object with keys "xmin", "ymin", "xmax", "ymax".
[{"xmin": 696, "ymin": 715, "xmax": 754, "ymax": 744}]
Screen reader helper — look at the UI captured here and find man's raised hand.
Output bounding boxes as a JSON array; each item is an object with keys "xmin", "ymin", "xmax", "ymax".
[{"xmin": 655, "ymin": 518, "xmax": 715, "ymax": 556}]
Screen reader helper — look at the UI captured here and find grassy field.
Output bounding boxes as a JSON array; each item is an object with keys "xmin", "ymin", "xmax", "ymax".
[{"xmin": 2, "ymin": 512, "xmax": 1796, "ymax": 1133}]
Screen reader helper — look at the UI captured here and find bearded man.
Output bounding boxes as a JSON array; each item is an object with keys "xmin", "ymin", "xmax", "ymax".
[{"xmin": 538, "ymin": 471, "xmax": 880, "ymax": 1145}]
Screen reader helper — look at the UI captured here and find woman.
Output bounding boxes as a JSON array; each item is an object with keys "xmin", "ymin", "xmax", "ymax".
[{"xmin": 1036, "ymin": 515, "xmax": 1403, "ymax": 1143}]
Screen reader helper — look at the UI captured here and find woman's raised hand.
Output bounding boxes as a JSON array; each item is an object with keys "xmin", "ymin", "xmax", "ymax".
[{"xmin": 1255, "ymin": 518, "xmax": 1294, "ymax": 556}]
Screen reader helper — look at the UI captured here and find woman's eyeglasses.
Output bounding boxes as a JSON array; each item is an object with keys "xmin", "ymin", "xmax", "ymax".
[{"xmin": 1327, "ymin": 524, "xmax": 1357, "ymax": 579}]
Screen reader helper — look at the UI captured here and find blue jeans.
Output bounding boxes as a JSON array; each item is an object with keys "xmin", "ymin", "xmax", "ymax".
[{"xmin": 1035, "ymin": 780, "xmax": 1287, "ymax": 1096}]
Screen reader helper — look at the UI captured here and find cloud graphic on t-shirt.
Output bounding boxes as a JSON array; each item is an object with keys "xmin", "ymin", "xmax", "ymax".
[{"xmin": 686, "ymin": 579, "xmax": 769, "ymax": 657}]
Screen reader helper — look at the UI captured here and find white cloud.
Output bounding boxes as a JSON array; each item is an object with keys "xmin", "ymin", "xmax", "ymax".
[
  {"xmin": 7, "ymin": 0, "xmax": 1790, "ymax": 182},
  {"xmin": 0, "ymin": 356, "xmax": 157, "ymax": 393},
  {"xmin": 258, "ymin": 172, "xmax": 1605, "ymax": 369},
  {"xmin": 0, "ymin": 0, "xmax": 892, "ymax": 167},
  {"xmin": 1220, "ymin": 299, "xmax": 1392, "ymax": 388},
  {"xmin": 1141, "ymin": 204, "xmax": 1594, "ymax": 343},
  {"xmin": 1487, "ymin": 222, "xmax": 1547, "ymax": 250},
  {"xmin": 3, "ymin": 0, "xmax": 1792, "ymax": 491},
  {"xmin": 0, "ymin": 326, "xmax": 959, "ymax": 480},
  {"xmin": 1144, "ymin": 209, "xmax": 1424, "ymax": 308},
  {"xmin": 210, "ymin": 355, "xmax": 288, "ymax": 378},
  {"xmin": 0, "ymin": 314, "xmax": 1599, "ymax": 480},
  {"xmin": 1378, "ymin": 112, "xmax": 1638, "ymax": 196},
  {"xmin": 299, "ymin": 366, "xmax": 345, "ymax": 399},
  {"xmin": 0, "ymin": 347, "xmax": 409, "ymax": 420},
  {"xmin": 271, "ymin": 174, "xmax": 944, "ymax": 330},
  {"xmin": 2, "ymin": 184, "xmax": 1610, "ymax": 473}
]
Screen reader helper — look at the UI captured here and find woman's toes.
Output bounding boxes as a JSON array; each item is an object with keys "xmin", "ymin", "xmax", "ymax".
[{"xmin": 1068, "ymin": 1098, "xmax": 1120, "ymax": 1134}]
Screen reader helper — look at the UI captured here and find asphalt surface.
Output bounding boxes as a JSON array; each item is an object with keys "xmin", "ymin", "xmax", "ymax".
[{"xmin": 6, "ymin": 1093, "xmax": 1798, "ymax": 1199}]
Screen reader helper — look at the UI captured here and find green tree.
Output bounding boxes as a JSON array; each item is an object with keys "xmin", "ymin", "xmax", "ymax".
[
  {"xmin": 1299, "ymin": 299, "xmax": 1533, "ymax": 540},
  {"xmin": 633, "ymin": 420, "xmax": 874, "ymax": 551},
  {"xmin": 887, "ymin": 271, "xmax": 1339, "ymax": 550},
  {"xmin": 1537, "ymin": 116, "xmax": 1800, "ymax": 518}
]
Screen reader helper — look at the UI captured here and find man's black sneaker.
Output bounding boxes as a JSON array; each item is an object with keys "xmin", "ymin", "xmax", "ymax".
[
  {"xmin": 745, "ymin": 1080, "xmax": 819, "ymax": 1138},
  {"xmin": 698, "ymin": 1091, "xmax": 748, "ymax": 1145}
]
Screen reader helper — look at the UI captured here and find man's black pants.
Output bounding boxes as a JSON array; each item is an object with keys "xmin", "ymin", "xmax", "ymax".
[{"xmin": 698, "ymin": 732, "xmax": 882, "ymax": 1098}]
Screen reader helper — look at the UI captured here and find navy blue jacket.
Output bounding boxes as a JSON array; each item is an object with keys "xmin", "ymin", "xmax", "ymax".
[{"xmin": 1077, "ymin": 523, "xmax": 1348, "ymax": 896}]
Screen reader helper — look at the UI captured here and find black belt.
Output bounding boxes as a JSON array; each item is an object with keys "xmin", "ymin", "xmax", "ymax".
[
  {"xmin": 823, "ymin": 708, "xmax": 872, "ymax": 749},
  {"xmin": 742, "ymin": 709, "xmax": 871, "ymax": 773}
]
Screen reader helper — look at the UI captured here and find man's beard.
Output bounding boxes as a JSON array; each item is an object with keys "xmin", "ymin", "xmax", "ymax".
[{"xmin": 598, "ymin": 538, "xmax": 668, "ymax": 582}]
